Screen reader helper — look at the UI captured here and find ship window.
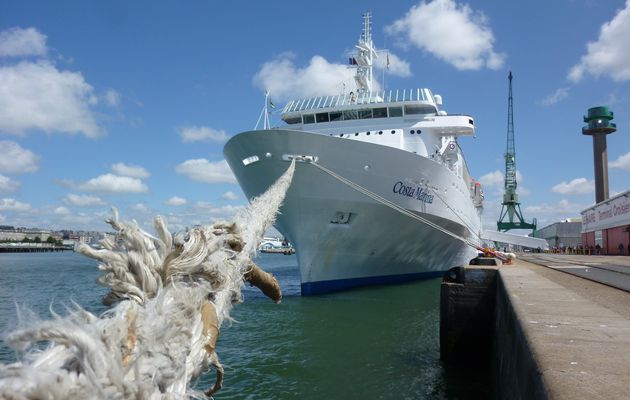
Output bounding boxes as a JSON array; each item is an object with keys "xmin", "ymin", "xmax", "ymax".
[
  {"xmin": 391, "ymin": 130, "xmax": 396, "ymax": 134},
  {"xmin": 339, "ymin": 133, "xmax": 343, "ymax": 137},
  {"xmin": 389, "ymin": 107, "xmax": 403, "ymax": 117},
  {"xmin": 343, "ymin": 110, "xmax": 358, "ymax": 120},
  {"xmin": 358, "ymin": 109, "xmax": 372, "ymax": 119},
  {"xmin": 329, "ymin": 112, "xmax": 342, "ymax": 121},
  {"xmin": 373, "ymin": 107, "xmax": 388, "ymax": 118},
  {"xmin": 283, "ymin": 116, "xmax": 301, "ymax": 124},
  {"xmin": 410, "ymin": 130, "xmax": 415, "ymax": 134},
  {"xmin": 303, "ymin": 114, "xmax": 315, "ymax": 124},
  {"xmin": 404, "ymin": 104, "xmax": 436, "ymax": 115},
  {"xmin": 366, "ymin": 131, "xmax": 371, "ymax": 136},
  {"xmin": 354, "ymin": 132, "xmax": 359, "ymax": 136},
  {"xmin": 316, "ymin": 112, "xmax": 330, "ymax": 123},
  {"xmin": 378, "ymin": 131, "xmax": 383, "ymax": 135}
]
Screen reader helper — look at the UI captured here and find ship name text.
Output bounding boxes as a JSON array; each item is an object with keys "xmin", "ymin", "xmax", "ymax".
[{"xmin": 393, "ymin": 181, "xmax": 434, "ymax": 204}]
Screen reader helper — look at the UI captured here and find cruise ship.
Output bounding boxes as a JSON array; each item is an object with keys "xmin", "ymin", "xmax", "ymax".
[{"xmin": 224, "ymin": 12, "xmax": 484, "ymax": 295}]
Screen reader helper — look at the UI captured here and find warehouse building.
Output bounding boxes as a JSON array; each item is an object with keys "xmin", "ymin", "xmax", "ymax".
[{"xmin": 534, "ymin": 218, "xmax": 582, "ymax": 249}]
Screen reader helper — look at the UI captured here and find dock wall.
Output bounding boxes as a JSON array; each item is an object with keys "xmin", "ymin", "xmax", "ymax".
[{"xmin": 441, "ymin": 264, "xmax": 630, "ymax": 399}]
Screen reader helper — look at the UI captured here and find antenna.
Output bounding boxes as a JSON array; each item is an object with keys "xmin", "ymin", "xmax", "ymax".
[
  {"xmin": 351, "ymin": 11, "xmax": 378, "ymax": 94},
  {"xmin": 254, "ymin": 91, "xmax": 271, "ymax": 130}
]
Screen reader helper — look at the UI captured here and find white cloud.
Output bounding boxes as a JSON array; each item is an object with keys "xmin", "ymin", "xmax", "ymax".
[
  {"xmin": 478, "ymin": 170, "xmax": 503, "ymax": 188},
  {"xmin": 193, "ymin": 202, "xmax": 243, "ymax": 217},
  {"xmin": 0, "ymin": 141, "xmax": 39, "ymax": 174},
  {"xmin": 610, "ymin": 151, "xmax": 630, "ymax": 170},
  {"xmin": 0, "ymin": 27, "xmax": 47, "ymax": 58},
  {"xmin": 54, "ymin": 206, "xmax": 71, "ymax": 215},
  {"xmin": 221, "ymin": 191, "xmax": 239, "ymax": 201},
  {"xmin": 0, "ymin": 198, "xmax": 31, "ymax": 212},
  {"xmin": 386, "ymin": 0, "xmax": 505, "ymax": 70},
  {"xmin": 104, "ymin": 88, "xmax": 120, "ymax": 107},
  {"xmin": 0, "ymin": 174, "xmax": 20, "ymax": 193},
  {"xmin": 552, "ymin": 178, "xmax": 594, "ymax": 195},
  {"xmin": 130, "ymin": 203, "xmax": 149, "ymax": 213},
  {"xmin": 542, "ymin": 87, "xmax": 569, "ymax": 106},
  {"xmin": 375, "ymin": 52, "xmax": 412, "ymax": 77},
  {"xmin": 253, "ymin": 53, "xmax": 357, "ymax": 101},
  {"xmin": 175, "ymin": 159, "xmax": 236, "ymax": 184},
  {"xmin": 76, "ymin": 174, "xmax": 148, "ymax": 193},
  {"xmin": 525, "ymin": 199, "xmax": 586, "ymax": 219},
  {"xmin": 111, "ymin": 162, "xmax": 150, "ymax": 178},
  {"xmin": 477, "ymin": 169, "xmax": 529, "ymax": 196},
  {"xmin": 569, "ymin": 1, "xmax": 630, "ymax": 82},
  {"xmin": 523, "ymin": 200, "xmax": 583, "ymax": 229},
  {"xmin": 166, "ymin": 196, "xmax": 187, "ymax": 206},
  {"xmin": 0, "ymin": 60, "xmax": 101, "ymax": 137},
  {"xmin": 63, "ymin": 193, "xmax": 105, "ymax": 207},
  {"xmin": 178, "ymin": 126, "xmax": 229, "ymax": 143}
]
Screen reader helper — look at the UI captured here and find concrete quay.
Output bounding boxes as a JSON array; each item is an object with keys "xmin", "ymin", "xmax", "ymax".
[{"xmin": 441, "ymin": 258, "xmax": 630, "ymax": 399}]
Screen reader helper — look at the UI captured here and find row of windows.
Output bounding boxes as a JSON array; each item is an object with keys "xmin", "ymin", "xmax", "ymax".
[
  {"xmin": 284, "ymin": 104, "xmax": 437, "ymax": 125},
  {"xmin": 325, "ymin": 129, "xmax": 423, "ymax": 138}
]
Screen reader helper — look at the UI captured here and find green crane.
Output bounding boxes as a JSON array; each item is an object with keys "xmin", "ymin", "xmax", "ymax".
[{"xmin": 497, "ymin": 71, "xmax": 537, "ymax": 233}]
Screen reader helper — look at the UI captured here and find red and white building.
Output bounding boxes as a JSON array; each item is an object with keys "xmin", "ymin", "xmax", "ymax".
[{"xmin": 581, "ymin": 188, "xmax": 630, "ymax": 255}]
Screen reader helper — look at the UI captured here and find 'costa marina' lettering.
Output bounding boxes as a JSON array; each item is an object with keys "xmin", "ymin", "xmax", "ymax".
[{"xmin": 393, "ymin": 181, "xmax": 434, "ymax": 204}]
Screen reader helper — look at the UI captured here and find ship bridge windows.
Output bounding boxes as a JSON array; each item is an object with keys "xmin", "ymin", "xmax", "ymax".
[
  {"xmin": 358, "ymin": 109, "xmax": 372, "ymax": 119},
  {"xmin": 388, "ymin": 106, "xmax": 403, "ymax": 117},
  {"xmin": 283, "ymin": 116, "xmax": 302, "ymax": 124},
  {"xmin": 329, "ymin": 111, "xmax": 342, "ymax": 122},
  {"xmin": 404, "ymin": 104, "xmax": 437, "ymax": 115},
  {"xmin": 373, "ymin": 107, "xmax": 388, "ymax": 118},
  {"xmin": 316, "ymin": 112, "xmax": 330, "ymax": 123},
  {"xmin": 291, "ymin": 103, "xmax": 433, "ymax": 125},
  {"xmin": 343, "ymin": 110, "xmax": 359, "ymax": 120}
]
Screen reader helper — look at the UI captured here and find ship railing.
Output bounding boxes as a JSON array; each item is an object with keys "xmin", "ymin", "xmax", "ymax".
[{"xmin": 282, "ymin": 88, "xmax": 435, "ymax": 114}]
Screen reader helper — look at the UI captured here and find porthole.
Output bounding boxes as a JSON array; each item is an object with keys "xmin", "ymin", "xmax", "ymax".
[
  {"xmin": 339, "ymin": 134, "xmax": 343, "ymax": 137},
  {"xmin": 366, "ymin": 132, "xmax": 371, "ymax": 136},
  {"xmin": 355, "ymin": 132, "xmax": 359, "ymax": 136},
  {"xmin": 378, "ymin": 131, "xmax": 383, "ymax": 135},
  {"xmin": 391, "ymin": 130, "xmax": 396, "ymax": 134},
  {"xmin": 410, "ymin": 130, "xmax": 415, "ymax": 134},
  {"xmin": 417, "ymin": 130, "xmax": 422, "ymax": 134}
]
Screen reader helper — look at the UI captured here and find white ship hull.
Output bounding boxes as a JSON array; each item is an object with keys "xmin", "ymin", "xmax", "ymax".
[{"xmin": 224, "ymin": 129, "xmax": 481, "ymax": 295}]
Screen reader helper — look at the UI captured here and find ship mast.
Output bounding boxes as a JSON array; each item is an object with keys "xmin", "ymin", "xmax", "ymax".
[{"xmin": 352, "ymin": 11, "xmax": 377, "ymax": 94}]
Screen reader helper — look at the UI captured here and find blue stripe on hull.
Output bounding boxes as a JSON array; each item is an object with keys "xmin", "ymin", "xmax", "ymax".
[{"xmin": 300, "ymin": 270, "xmax": 446, "ymax": 296}]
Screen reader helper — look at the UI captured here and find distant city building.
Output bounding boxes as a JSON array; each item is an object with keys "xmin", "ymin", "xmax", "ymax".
[
  {"xmin": 581, "ymin": 188, "xmax": 630, "ymax": 255},
  {"xmin": 534, "ymin": 218, "xmax": 582, "ymax": 249}
]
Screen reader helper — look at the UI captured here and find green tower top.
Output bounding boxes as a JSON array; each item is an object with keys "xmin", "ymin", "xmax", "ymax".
[{"xmin": 583, "ymin": 106, "xmax": 617, "ymax": 135}]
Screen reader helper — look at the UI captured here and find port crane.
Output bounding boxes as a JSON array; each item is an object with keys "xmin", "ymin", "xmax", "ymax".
[{"xmin": 497, "ymin": 72, "xmax": 536, "ymax": 233}]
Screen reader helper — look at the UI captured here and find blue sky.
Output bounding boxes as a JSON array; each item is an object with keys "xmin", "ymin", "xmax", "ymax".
[{"xmin": 0, "ymin": 0, "xmax": 629, "ymax": 233}]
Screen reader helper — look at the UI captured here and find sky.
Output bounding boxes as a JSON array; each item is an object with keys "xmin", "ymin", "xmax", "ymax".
[{"xmin": 1, "ymin": 0, "xmax": 629, "ymax": 234}]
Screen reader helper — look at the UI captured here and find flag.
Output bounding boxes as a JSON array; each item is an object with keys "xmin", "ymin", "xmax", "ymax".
[
  {"xmin": 269, "ymin": 98, "xmax": 275, "ymax": 109},
  {"xmin": 386, "ymin": 53, "xmax": 390, "ymax": 70}
]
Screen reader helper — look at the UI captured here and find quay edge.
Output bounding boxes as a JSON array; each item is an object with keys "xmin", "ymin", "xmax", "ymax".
[{"xmin": 440, "ymin": 260, "xmax": 630, "ymax": 399}]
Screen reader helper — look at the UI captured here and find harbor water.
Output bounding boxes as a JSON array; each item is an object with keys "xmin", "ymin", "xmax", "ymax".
[{"xmin": 0, "ymin": 252, "xmax": 489, "ymax": 399}]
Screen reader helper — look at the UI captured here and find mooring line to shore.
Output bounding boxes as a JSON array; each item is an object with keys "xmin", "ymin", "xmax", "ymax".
[{"xmin": 307, "ymin": 160, "xmax": 480, "ymax": 250}]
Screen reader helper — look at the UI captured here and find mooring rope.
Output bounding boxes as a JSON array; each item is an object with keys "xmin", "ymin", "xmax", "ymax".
[
  {"xmin": 307, "ymin": 160, "xmax": 480, "ymax": 250},
  {"xmin": 427, "ymin": 185, "xmax": 483, "ymax": 243},
  {"xmin": 0, "ymin": 161, "xmax": 297, "ymax": 399}
]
